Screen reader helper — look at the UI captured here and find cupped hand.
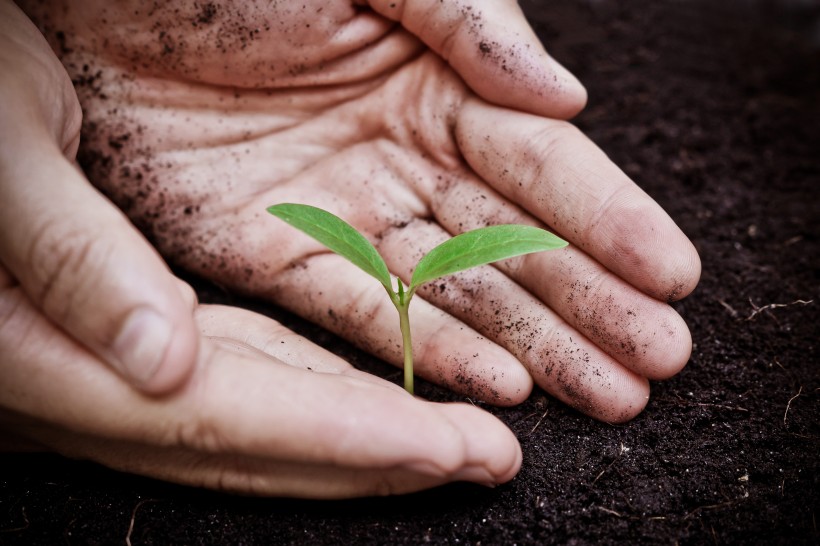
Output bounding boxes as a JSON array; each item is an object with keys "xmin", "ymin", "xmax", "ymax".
[
  {"xmin": 0, "ymin": 0, "xmax": 198, "ymax": 393},
  {"xmin": 22, "ymin": 0, "xmax": 701, "ymax": 421},
  {"xmin": 0, "ymin": 272, "xmax": 520, "ymax": 497}
]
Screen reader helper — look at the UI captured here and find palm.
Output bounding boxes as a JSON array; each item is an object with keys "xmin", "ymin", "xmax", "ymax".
[{"xmin": 36, "ymin": 0, "xmax": 699, "ymax": 421}]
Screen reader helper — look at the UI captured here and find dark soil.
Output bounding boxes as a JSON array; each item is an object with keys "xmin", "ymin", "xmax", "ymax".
[{"xmin": 2, "ymin": 0, "xmax": 818, "ymax": 544}]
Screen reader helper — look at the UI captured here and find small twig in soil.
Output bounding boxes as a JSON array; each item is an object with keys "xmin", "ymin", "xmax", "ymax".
[
  {"xmin": 63, "ymin": 517, "xmax": 77, "ymax": 546},
  {"xmin": 528, "ymin": 407, "xmax": 549, "ymax": 435},
  {"xmin": 590, "ymin": 443, "xmax": 626, "ymax": 486},
  {"xmin": 684, "ymin": 499, "xmax": 743, "ymax": 520},
  {"xmin": 656, "ymin": 397, "xmax": 748, "ymax": 413},
  {"xmin": 0, "ymin": 506, "xmax": 29, "ymax": 533},
  {"xmin": 597, "ymin": 506, "xmax": 624, "ymax": 517},
  {"xmin": 717, "ymin": 299, "xmax": 738, "ymax": 318},
  {"xmin": 125, "ymin": 499, "xmax": 161, "ymax": 546},
  {"xmin": 520, "ymin": 411, "xmax": 538, "ymax": 423},
  {"xmin": 745, "ymin": 298, "xmax": 813, "ymax": 321},
  {"xmin": 595, "ymin": 505, "xmax": 666, "ymax": 521},
  {"xmin": 695, "ymin": 403, "xmax": 749, "ymax": 413},
  {"xmin": 784, "ymin": 386, "xmax": 803, "ymax": 425}
]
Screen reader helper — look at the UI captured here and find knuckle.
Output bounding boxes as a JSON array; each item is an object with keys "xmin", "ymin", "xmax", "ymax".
[
  {"xmin": 169, "ymin": 359, "xmax": 231, "ymax": 454},
  {"xmin": 175, "ymin": 278, "xmax": 199, "ymax": 310},
  {"xmin": 368, "ymin": 473, "xmax": 398, "ymax": 497},
  {"xmin": 585, "ymin": 185, "xmax": 640, "ymax": 245},
  {"xmin": 26, "ymin": 218, "xmax": 114, "ymax": 322},
  {"xmin": 0, "ymin": 286, "xmax": 34, "ymax": 348},
  {"xmin": 174, "ymin": 414, "xmax": 227, "ymax": 454},
  {"xmin": 526, "ymin": 121, "xmax": 584, "ymax": 188}
]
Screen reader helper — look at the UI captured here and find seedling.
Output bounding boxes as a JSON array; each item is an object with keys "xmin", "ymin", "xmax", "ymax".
[{"xmin": 267, "ymin": 203, "xmax": 567, "ymax": 395}]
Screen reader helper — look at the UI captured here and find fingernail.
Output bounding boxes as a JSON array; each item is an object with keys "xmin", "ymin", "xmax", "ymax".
[{"xmin": 112, "ymin": 308, "xmax": 171, "ymax": 385}]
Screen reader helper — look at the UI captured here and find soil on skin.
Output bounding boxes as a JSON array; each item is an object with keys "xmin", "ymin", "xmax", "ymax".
[{"xmin": 1, "ymin": 1, "xmax": 818, "ymax": 544}]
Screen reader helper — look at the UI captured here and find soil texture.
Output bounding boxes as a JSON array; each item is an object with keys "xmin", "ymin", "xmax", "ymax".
[{"xmin": 1, "ymin": 0, "xmax": 818, "ymax": 544}]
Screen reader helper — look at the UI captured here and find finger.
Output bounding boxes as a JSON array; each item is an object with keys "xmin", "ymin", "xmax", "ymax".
[
  {"xmin": 194, "ymin": 304, "xmax": 358, "ymax": 375},
  {"xmin": 454, "ymin": 98, "xmax": 702, "ymax": 302},
  {"xmin": 266, "ymin": 253, "xmax": 534, "ymax": 406},
  {"xmin": 0, "ymin": 139, "xmax": 198, "ymax": 393},
  {"xmin": 24, "ymin": 430, "xmax": 453, "ymax": 498},
  {"xmin": 0, "ymin": 288, "xmax": 521, "ymax": 496},
  {"xmin": 195, "ymin": 304, "xmax": 411, "ymax": 395},
  {"xmin": 365, "ymin": 0, "xmax": 587, "ymax": 119},
  {"xmin": 429, "ymin": 172, "xmax": 692, "ymax": 381},
  {"xmin": 378, "ymin": 218, "xmax": 650, "ymax": 422},
  {"xmin": 0, "ymin": 0, "xmax": 82, "ymax": 152},
  {"xmin": 24, "ymin": 398, "xmax": 522, "ymax": 498}
]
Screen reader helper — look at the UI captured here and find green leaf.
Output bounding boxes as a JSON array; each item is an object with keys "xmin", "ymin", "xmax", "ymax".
[
  {"xmin": 267, "ymin": 203, "xmax": 393, "ymax": 293},
  {"xmin": 410, "ymin": 225, "xmax": 567, "ymax": 290}
]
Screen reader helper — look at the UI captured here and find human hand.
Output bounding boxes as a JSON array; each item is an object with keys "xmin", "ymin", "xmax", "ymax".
[
  {"xmin": 0, "ymin": 286, "xmax": 521, "ymax": 497},
  {"xmin": 1, "ymin": 0, "xmax": 520, "ymax": 497},
  {"xmin": 23, "ymin": 0, "xmax": 701, "ymax": 422},
  {"xmin": 0, "ymin": 0, "xmax": 198, "ymax": 393}
]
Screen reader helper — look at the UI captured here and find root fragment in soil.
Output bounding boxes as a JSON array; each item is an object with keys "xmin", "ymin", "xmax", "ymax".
[
  {"xmin": 590, "ymin": 442, "xmax": 626, "ymax": 486},
  {"xmin": 125, "ymin": 499, "xmax": 162, "ymax": 546},
  {"xmin": 745, "ymin": 298, "xmax": 813, "ymax": 321},
  {"xmin": 783, "ymin": 386, "xmax": 804, "ymax": 425}
]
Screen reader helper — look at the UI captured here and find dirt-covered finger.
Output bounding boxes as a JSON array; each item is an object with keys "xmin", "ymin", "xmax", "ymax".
[
  {"xmin": 429, "ymin": 174, "xmax": 692, "ymax": 380},
  {"xmin": 377, "ymin": 219, "xmax": 651, "ymax": 422},
  {"xmin": 365, "ymin": 0, "xmax": 586, "ymax": 118},
  {"xmin": 455, "ymin": 98, "xmax": 701, "ymax": 303}
]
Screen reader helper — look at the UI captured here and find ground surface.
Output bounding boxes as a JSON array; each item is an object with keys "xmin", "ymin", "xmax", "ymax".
[{"xmin": 1, "ymin": 0, "xmax": 818, "ymax": 544}]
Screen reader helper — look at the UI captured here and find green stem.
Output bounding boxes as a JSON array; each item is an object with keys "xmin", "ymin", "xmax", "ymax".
[
  {"xmin": 395, "ymin": 280, "xmax": 415, "ymax": 395},
  {"xmin": 397, "ymin": 300, "xmax": 413, "ymax": 395}
]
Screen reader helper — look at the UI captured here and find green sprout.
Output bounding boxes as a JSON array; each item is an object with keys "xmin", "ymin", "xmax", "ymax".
[{"xmin": 267, "ymin": 203, "xmax": 567, "ymax": 395}]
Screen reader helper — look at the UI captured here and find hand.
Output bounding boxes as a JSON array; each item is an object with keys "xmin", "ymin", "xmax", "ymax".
[
  {"xmin": 22, "ymin": 0, "xmax": 701, "ymax": 422},
  {"xmin": 0, "ymin": 282, "xmax": 521, "ymax": 497},
  {"xmin": 1, "ymin": 0, "xmax": 520, "ymax": 497},
  {"xmin": 0, "ymin": 0, "xmax": 198, "ymax": 393}
]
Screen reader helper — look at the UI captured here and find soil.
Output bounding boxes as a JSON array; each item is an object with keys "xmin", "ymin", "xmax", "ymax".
[{"xmin": 1, "ymin": 0, "xmax": 818, "ymax": 544}]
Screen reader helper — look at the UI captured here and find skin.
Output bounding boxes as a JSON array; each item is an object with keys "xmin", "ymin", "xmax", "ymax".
[{"xmin": 0, "ymin": 0, "xmax": 700, "ymax": 497}]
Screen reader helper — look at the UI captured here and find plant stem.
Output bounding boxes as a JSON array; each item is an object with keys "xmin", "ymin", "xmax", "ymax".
[
  {"xmin": 394, "ymin": 280, "xmax": 415, "ymax": 395},
  {"xmin": 397, "ymin": 300, "xmax": 414, "ymax": 395}
]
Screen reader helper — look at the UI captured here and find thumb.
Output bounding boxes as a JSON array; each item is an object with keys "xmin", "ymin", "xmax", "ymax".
[
  {"xmin": 0, "ymin": 135, "xmax": 198, "ymax": 394},
  {"xmin": 367, "ymin": 0, "xmax": 587, "ymax": 119}
]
